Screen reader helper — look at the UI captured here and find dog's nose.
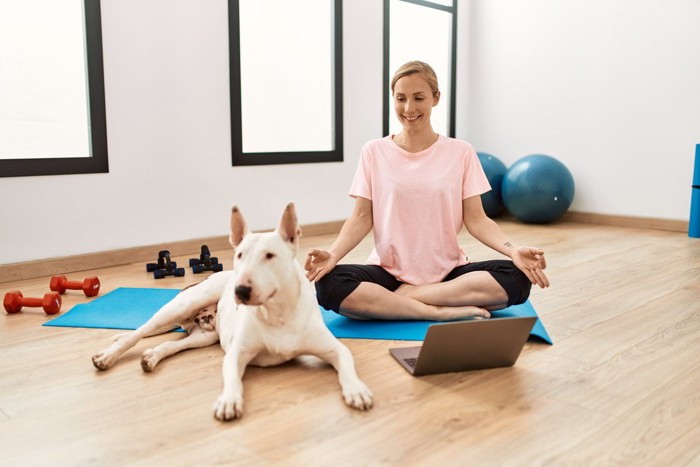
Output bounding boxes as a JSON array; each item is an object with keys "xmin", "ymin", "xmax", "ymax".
[{"xmin": 235, "ymin": 285, "xmax": 252, "ymax": 303}]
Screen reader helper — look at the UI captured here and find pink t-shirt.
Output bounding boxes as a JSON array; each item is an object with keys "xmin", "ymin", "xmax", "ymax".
[{"xmin": 349, "ymin": 135, "xmax": 490, "ymax": 285}]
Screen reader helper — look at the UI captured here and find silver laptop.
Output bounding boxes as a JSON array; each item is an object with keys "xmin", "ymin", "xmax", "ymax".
[{"xmin": 389, "ymin": 316, "xmax": 537, "ymax": 376}]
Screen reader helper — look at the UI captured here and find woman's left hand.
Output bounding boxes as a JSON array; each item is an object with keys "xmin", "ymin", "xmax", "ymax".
[{"xmin": 512, "ymin": 246, "xmax": 550, "ymax": 288}]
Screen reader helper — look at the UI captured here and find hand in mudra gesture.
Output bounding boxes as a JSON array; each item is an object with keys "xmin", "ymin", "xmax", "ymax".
[
  {"xmin": 305, "ymin": 249, "xmax": 338, "ymax": 283},
  {"xmin": 512, "ymin": 246, "xmax": 549, "ymax": 288}
]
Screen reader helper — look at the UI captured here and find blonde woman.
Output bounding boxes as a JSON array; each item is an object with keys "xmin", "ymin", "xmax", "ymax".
[{"xmin": 306, "ymin": 61, "xmax": 549, "ymax": 321}]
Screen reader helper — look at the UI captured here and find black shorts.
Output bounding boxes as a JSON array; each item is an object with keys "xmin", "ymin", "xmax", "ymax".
[{"xmin": 315, "ymin": 260, "xmax": 531, "ymax": 313}]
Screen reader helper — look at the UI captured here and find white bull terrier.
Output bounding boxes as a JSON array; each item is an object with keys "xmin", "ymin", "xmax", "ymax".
[{"xmin": 92, "ymin": 202, "xmax": 373, "ymax": 421}]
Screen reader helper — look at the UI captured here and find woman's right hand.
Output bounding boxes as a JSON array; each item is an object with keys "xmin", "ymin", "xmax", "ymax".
[
  {"xmin": 305, "ymin": 249, "xmax": 338, "ymax": 282},
  {"xmin": 305, "ymin": 196, "xmax": 372, "ymax": 283}
]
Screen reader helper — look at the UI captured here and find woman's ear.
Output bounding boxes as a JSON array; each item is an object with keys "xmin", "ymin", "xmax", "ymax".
[{"xmin": 433, "ymin": 90, "xmax": 441, "ymax": 107}]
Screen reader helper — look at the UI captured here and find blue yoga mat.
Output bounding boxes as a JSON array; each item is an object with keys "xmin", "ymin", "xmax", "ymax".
[
  {"xmin": 44, "ymin": 287, "xmax": 552, "ymax": 344},
  {"xmin": 321, "ymin": 301, "xmax": 552, "ymax": 344},
  {"xmin": 45, "ymin": 287, "xmax": 183, "ymax": 332}
]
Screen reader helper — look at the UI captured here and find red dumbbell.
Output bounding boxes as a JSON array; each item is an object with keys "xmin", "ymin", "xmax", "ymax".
[
  {"xmin": 4, "ymin": 291, "xmax": 62, "ymax": 315},
  {"xmin": 49, "ymin": 275, "xmax": 100, "ymax": 297}
]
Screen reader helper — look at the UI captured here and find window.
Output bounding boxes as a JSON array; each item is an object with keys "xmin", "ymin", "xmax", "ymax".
[
  {"xmin": 0, "ymin": 0, "xmax": 108, "ymax": 178},
  {"xmin": 229, "ymin": 0, "xmax": 343, "ymax": 166},
  {"xmin": 383, "ymin": 0, "xmax": 457, "ymax": 137}
]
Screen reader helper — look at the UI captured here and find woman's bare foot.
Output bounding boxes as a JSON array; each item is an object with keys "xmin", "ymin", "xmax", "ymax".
[
  {"xmin": 431, "ymin": 305, "xmax": 490, "ymax": 321},
  {"xmin": 395, "ymin": 283, "xmax": 491, "ymax": 320}
]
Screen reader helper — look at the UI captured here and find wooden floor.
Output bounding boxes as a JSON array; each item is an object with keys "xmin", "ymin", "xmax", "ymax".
[{"xmin": 1, "ymin": 219, "xmax": 699, "ymax": 466}]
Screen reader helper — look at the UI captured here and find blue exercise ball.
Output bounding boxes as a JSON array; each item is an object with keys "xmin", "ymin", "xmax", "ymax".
[
  {"xmin": 477, "ymin": 152, "xmax": 508, "ymax": 218},
  {"xmin": 502, "ymin": 154, "xmax": 575, "ymax": 224}
]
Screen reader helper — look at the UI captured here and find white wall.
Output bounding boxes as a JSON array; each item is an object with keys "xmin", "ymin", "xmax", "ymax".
[
  {"xmin": 1, "ymin": 0, "xmax": 698, "ymax": 265},
  {"xmin": 0, "ymin": 0, "xmax": 383, "ymax": 265},
  {"xmin": 465, "ymin": 0, "xmax": 700, "ymax": 220}
]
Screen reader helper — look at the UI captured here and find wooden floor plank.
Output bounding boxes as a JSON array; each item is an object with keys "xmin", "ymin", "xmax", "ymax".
[
  {"xmin": 552, "ymin": 357, "xmax": 700, "ymax": 465},
  {"xmin": 1, "ymin": 220, "xmax": 699, "ymax": 465},
  {"xmin": 545, "ymin": 312, "xmax": 700, "ymax": 418}
]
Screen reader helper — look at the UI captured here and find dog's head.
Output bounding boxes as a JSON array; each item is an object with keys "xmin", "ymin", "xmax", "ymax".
[{"xmin": 228, "ymin": 202, "xmax": 302, "ymax": 306}]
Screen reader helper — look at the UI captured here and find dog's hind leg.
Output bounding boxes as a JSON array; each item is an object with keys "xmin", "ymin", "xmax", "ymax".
[
  {"xmin": 141, "ymin": 329, "xmax": 219, "ymax": 372},
  {"xmin": 93, "ymin": 322, "xmax": 181, "ymax": 371},
  {"xmin": 111, "ymin": 324, "xmax": 178, "ymax": 342},
  {"xmin": 92, "ymin": 272, "xmax": 232, "ymax": 370}
]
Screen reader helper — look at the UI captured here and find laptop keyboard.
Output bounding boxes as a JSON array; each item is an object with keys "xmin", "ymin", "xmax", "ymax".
[{"xmin": 404, "ymin": 357, "xmax": 417, "ymax": 368}]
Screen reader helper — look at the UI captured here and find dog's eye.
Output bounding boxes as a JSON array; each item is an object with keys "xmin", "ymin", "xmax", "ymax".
[
  {"xmin": 265, "ymin": 252, "xmax": 275, "ymax": 260},
  {"xmin": 236, "ymin": 252, "xmax": 243, "ymax": 259}
]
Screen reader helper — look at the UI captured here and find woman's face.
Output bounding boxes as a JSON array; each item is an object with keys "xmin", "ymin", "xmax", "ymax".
[{"xmin": 393, "ymin": 73, "xmax": 439, "ymax": 132}]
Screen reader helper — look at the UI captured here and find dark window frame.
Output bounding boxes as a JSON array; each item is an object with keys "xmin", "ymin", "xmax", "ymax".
[
  {"xmin": 0, "ymin": 0, "xmax": 109, "ymax": 178},
  {"xmin": 383, "ymin": 0, "xmax": 458, "ymax": 137},
  {"xmin": 228, "ymin": 0, "xmax": 344, "ymax": 166}
]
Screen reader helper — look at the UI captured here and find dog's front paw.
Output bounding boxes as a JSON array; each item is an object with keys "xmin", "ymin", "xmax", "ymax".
[
  {"xmin": 111, "ymin": 331, "xmax": 130, "ymax": 342},
  {"xmin": 92, "ymin": 351, "xmax": 116, "ymax": 371},
  {"xmin": 140, "ymin": 349, "xmax": 159, "ymax": 372},
  {"xmin": 342, "ymin": 381, "xmax": 373, "ymax": 411},
  {"xmin": 213, "ymin": 394, "xmax": 244, "ymax": 421}
]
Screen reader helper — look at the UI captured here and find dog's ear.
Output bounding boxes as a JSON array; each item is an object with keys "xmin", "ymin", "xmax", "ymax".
[
  {"xmin": 229, "ymin": 205, "xmax": 249, "ymax": 248},
  {"xmin": 276, "ymin": 202, "xmax": 301, "ymax": 248}
]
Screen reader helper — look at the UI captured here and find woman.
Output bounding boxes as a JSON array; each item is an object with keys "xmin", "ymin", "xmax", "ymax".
[{"xmin": 305, "ymin": 61, "xmax": 549, "ymax": 321}]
